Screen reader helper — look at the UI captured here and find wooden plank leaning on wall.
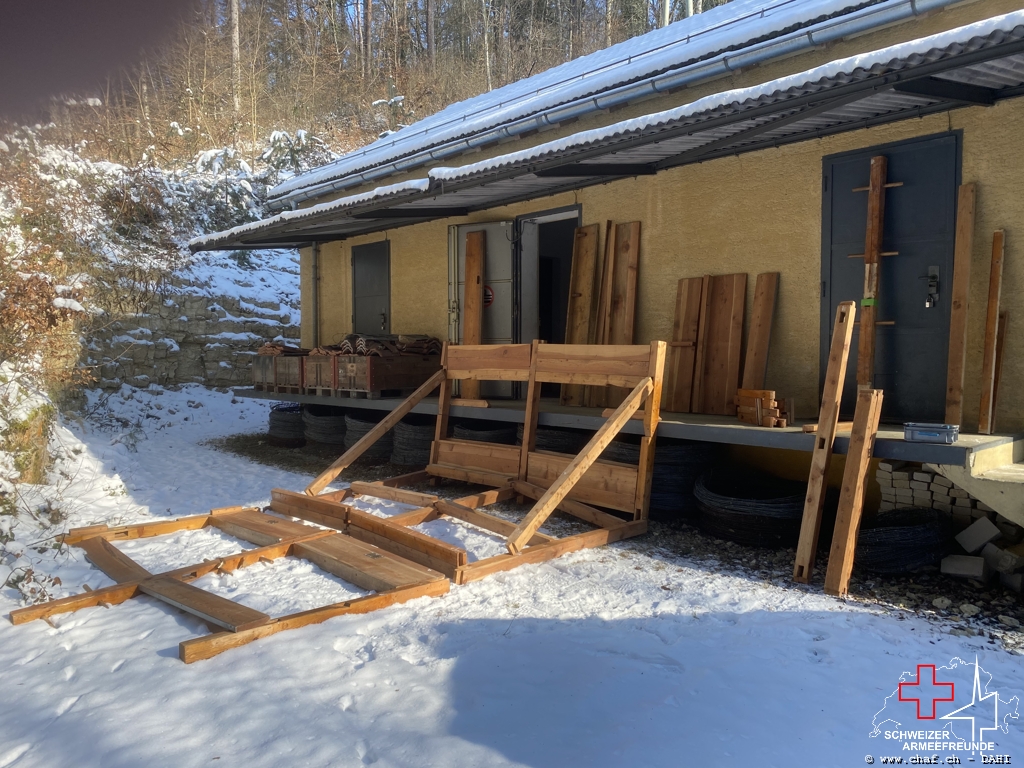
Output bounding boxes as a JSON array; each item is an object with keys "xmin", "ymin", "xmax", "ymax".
[
  {"xmin": 793, "ymin": 301, "xmax": 856, "ymax": 583},
  {"xmin": 978, "ymin": 229, "xmax": 1005, "ymax": 435},
  {"xmin": 561, "ymin": 224, "xmax": 600, "ymax": 406},
  {"xmin": 944, "ymin": 183, "xmax": 977, "ymax": 425}
]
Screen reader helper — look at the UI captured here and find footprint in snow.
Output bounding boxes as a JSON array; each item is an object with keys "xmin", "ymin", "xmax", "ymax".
[
  {"xmin": 111, "ymin": 659, "xmax": 125, "ymax": 673},
  {"xmin": 137, "ymin": 629, "xmax": 153, "ymax": 640},
  {"xmin": 15, "ymin": 650, "xmax": 44, "ymax": 666},
  {"xmin": 338, "ymin": 694, "xmax": 355, "ymax": 712},
  {"xmin": 55, "ymin": 696, "xmax": 80, "ymax": 717},
  {"xmin": 355, "ymin": 740, "xmax": 376, "ymax": 765},
  {"xmin": 62, "ymin": 666, "xmax": 76, "ymax": 681},
  {"xmin": 0, "ymin": 743, "xmax": 31, "ymax": 768}
]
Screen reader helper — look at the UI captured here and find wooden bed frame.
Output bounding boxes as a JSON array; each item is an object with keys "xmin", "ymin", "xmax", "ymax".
[{"xmin": 10, "ymin": 341, "xmax": 666, "ymax": 662}]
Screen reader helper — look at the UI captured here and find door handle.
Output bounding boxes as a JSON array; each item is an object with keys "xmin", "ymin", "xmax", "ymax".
[
  {"xmin": 381, "ymin": 309, "xmax": 387, "ymax": 330},
  {"xmin": 918, "ymin": 266, "xmax": 940, "ymax": 308}
]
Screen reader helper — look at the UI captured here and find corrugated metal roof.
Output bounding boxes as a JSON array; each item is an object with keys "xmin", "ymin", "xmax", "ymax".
[
  {"xmin": 191, "ymin": 10, "xmax": 1024, "ymax": 252},
  {"xmin": 266, "ymin": 0, "xmax": 960, "ymax": 207}
]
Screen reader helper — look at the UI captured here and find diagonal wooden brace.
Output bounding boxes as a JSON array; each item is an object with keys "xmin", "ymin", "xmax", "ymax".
[
  {"xmin": 306, "ymin": 369, "xmax": 445, "ymax": 496},
  {"xmin": 505, "ymin": 377, "xmax": 653, "ymax": 554}
]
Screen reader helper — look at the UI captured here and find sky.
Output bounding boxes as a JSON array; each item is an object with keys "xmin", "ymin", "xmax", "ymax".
[{"xmin": 0, "ymin": 0, "xmax": 200, "ymax": 120}]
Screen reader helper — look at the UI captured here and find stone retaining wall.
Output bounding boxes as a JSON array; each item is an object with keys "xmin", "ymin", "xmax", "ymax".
[{"xmin": 88, "ymin": 293, "xmax": 300, "ymax": 389}]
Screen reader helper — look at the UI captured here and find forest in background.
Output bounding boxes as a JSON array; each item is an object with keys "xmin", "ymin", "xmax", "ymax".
[{"xmin": 31, "ymin": 0, "xmax": 729, "ymax": 170}]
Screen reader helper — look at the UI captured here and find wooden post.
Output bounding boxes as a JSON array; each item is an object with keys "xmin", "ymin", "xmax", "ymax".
[
  {"xmin": 690, "ymin": 274, "xmax": 712, "ymax": 412},
  {"xmin": 856, "ymin": 156, "xmax": 887, "ymax": 389},
  {"xmin": 519, "ymin": 340, "xmax": 542, "ymax": 480},
  {"xmin": 824, "ymin": 387, "xmax": 883, "ymax": 597},
  {"xmin": 979, "ymin": 230, "xmax": 1005, "ymax": 435},
  {"xmin": 586, "ymin": 220, "xmax": 615, "ymax": 408},
  {"xmin": 561, "ymin": 225, "xmax": 600, "ymax": 406},
  {"xmin": 793, "ymin": 301, "xmax": 856, "ymax": 583},
  {"xmin": 606, "ymin": 221, "xmax": 641, "ymax": 406},
  {"xmin": 634, "ymin": 341, "xmax": 667, "ymax": 517},
  {"xmin": 741, "ymin": 272, "xmax": 779, "ymax": 391},
  {"xmin": 944, "ymin": 183, "xmax": 977, "ymax": 425},
  {"xmin": 429, "ymin": 342, "xmax": 452, "ymax": 465},
  {"xmin": 992, "ymin": 311, "xmax": 1008, "ymax": 433},
  {"xmin": 462, "ymin": 230, "xmax": 486, "ymax": 400}
]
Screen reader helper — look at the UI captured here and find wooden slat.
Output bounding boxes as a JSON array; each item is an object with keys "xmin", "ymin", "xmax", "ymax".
[
  {"xmin": 461, "ymin": 230, "xmax": 486, "ymax": 400},
  {"xmin": 161, "ymin": 533, "xmax": 333, "ymax": 581},
  {"xmin": 741, "ymin": 272, "xmax": 779, "ymax": 390},
  {"xmin": 377, "ymin": 470, "xmax": 431, "ymax": 488},
  {"xmin": 78, "ymin": 538, "xmax": 153, "ymax": 583},
  {"xmin": 178, "ymin": 580, "xmax": 450, "ymax": 663},
  {"xmin": 139, "ymin": 577, "xmax": 272, "ymax": 632},
  {"xmin": 944, "ymin": 182, "xmax": 977, "ymax": 425},
  {"xmin": 9, "ymin": 583, "xmax": 141, "ymax": 625},
  {"xmin": 450, "ymin": 398, "xmax": 489, "ymax": 408},
  {"xmin": 271, "ymin": 488, "xmax": 348, "ymax": 527},
  {"xmin": 209, "ymin": 510, "xmax": 317, "ymax": 547},
  {"xmin": 343, "ymin": 525, "xmax": 458, "ymax": 578},
  {"xmin": 690, "ymin": 274, "xmax": 712, "ymax": 412},
  {"xmin": 664, "ymin": 277, "xmax": 704, "ymax": 412},
  {"xmin": 426, "ymin": 463, "xmax": 515, "ymax": 488},
  {"xmin": 444, "ymin": 344, "xmax": 532, "ymax": 380},
  {"xmin": 856, "ymin": 156, "xmax": 888, "ymax": 388},
  {"xmin": 294, "ymin": 534, "xmax": 445, "ymax": 592},
  {"xmin": 698, "ymin": 273, "xmax": 746, "ymax": 415},
  {"xmin": 305, "ymin": 368, "xmax": 445, "ymax": 495},
  {"xmin": 349, "ymin": 481, "xmax": 439, "ymax": 507},
  {"xmin": 456, "ymin": 521, "xmax": 647, "ymax": 584},
  {"xmin": 525, "ymin": 451, "xmax": 639, "ymax": 513},
  {"xmin": 511, "ymin": 480, "xmax": 628, "ymax": 529},
  {"xmin": 63, "ymin": 514, "xmax": 215, "ymax": 545},
  {"xmin": 561, "ymin": 224, "xmax": 600, "ymax": 406},
  {"xmin": 507, "ymin": 377, "xmax": 651, "ymax": 554},
  {"xmin": 978, "ymin": 230, "xmax": 1005, "ymax": 435},
  {"xmin": 793, "ymin": 301, "xmax": 856, "ymax": 583},
  {"xmin": 385, "ymin": 506, "xmax": 440, "ymax": 526},
  {"xmin": 824, "ymin": 388, "xmax": 883, "ymax": 597},
  {"xmin": 345, "ymin": 506, "xmax": 467, "ymax": 568},
  {"xmin": 434, "ymin": 498, "xmax": 554, "ymax": 545},
  {"xmin": 434, "ymin": 438, "xmax": 521, "ymax": 476}
]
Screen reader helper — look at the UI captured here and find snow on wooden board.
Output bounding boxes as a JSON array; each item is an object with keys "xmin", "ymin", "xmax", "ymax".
[{"xmin": 1, "ymin": 385, "xmax": 1023, "ymax": 766}]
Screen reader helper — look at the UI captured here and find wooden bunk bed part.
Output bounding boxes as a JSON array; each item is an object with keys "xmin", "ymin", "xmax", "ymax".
[{"xmin": 11, "ymin": 342, "xmax": 665, "ymax": 663}]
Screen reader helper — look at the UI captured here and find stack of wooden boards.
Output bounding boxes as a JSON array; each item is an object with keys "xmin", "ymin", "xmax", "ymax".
[
  {"xmin": 560, "ymin": 221, "xmax": 642, "ymax": 408},
  {"xmin": 662, "ymin": 271, "xmax": 782, "ymax": 421},
  {"xmin": 15, "ymin": 341, "xmax": 666, "ymax": 663},
  {"xmin": 734, "ymin": 389, "xmax": 795, "ymax": 429}
]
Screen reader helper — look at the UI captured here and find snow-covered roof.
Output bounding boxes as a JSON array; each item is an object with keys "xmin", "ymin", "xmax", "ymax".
[
  {"xmin": 192, "ymin": 8, "xmax": 1024, "ymax": 252},
  {"xmin": 267, "ymin": 0, "xmax": 970, "ymax": 208}
]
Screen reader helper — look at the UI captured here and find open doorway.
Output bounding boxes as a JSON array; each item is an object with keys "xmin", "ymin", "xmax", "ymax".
[{"xmin": 517, "ymin": 205, "xmax": 580, "ymax": 396}]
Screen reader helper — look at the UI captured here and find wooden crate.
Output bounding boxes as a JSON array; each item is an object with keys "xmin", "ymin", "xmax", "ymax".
[
  {"xmin": 303, "ymin": 355, "xmax": 337, "ymax": 396},
  {"xmin": 272, "ymin": 356, "xmax": 305, "ymax": 394},
  {"xmin": 335, "ymin": 355, "xmax": 441, "ymax": 397},
  {"xmin": 252, "ymin": 356, "xmax": 275, "ymax": 391}
]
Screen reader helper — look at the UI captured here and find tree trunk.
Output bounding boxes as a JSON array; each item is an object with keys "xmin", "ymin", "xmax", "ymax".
[
  {"xmin": 605, "ymin": 0, "xmax": 612, "ymax": 47},
  {"xmin": 230, "ymin": 0, "xmax": 241, "ymax": 117},
  {"xmin": 364, "ymin": 0, "xmax": 374, "ymax": 81},
  {"xmin": 426, "ymin": 0, "xmax": 435, "ymax": 66},
  {"xmin": 482, "ymin": 0, "xmax": 492, "ymax": 91}
]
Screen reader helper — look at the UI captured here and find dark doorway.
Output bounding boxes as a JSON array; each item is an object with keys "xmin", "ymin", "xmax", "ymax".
[
  {"xmin": 536, "ymin": 218, "xmax": 576, "ymax": 396},
  {"xmin": 821, "ymin": 132, "xmax": 960, "ymax": 423},
  {"xmin": 537, "ymin": 218, "xmax": 577, "ymax": 344},
  {"xmin": 352, "ymin": 241, "xmax": 390, "ymax": 335}
]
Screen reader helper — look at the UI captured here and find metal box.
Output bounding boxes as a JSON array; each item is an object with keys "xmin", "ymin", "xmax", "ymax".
[{"xmin": 903, "ymin": 422, "xmax": 959, "ymax": 444}]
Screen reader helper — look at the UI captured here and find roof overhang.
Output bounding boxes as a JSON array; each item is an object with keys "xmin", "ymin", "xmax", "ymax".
[{"xmin": 191, "ymin": 11, "xmax": 1024, "ymax": 252}]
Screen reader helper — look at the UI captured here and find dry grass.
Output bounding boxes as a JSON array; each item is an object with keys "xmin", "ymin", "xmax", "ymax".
[{"xmin": 5, "ymin": 405, "xmax": 55, "ymax": 485}]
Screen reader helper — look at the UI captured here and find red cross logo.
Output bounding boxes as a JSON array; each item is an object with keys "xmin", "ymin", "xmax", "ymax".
[{"xmin": 898, "ymin": 664, "xmax": 956, "ymax": 719}]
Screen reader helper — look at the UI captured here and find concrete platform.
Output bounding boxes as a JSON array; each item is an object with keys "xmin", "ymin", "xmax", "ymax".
[{"xmin": 235, "ymin": 388, "xmax": 1020, "ymax": 469}]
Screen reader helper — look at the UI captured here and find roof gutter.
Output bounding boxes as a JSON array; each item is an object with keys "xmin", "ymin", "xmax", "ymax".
[{"xmin": 268, "ymin": 0, "xmax": 964, "ymax": 211}]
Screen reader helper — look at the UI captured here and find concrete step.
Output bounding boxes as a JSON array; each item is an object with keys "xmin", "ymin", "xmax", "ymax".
[{"xmin": 927, "ymin": 454, "xmax": 1024, "ymax": 529}]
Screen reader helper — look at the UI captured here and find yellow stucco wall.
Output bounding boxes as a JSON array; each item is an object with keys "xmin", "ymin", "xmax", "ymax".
[{"xmin": 304, "ymin": 95, "xmax": 1024, "ymax": 432}]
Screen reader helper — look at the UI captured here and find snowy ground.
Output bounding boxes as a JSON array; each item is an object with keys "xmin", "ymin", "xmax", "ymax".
[{"xmin": 1, "ymin": 385, "xmax": 1022, "ymax": 767}]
